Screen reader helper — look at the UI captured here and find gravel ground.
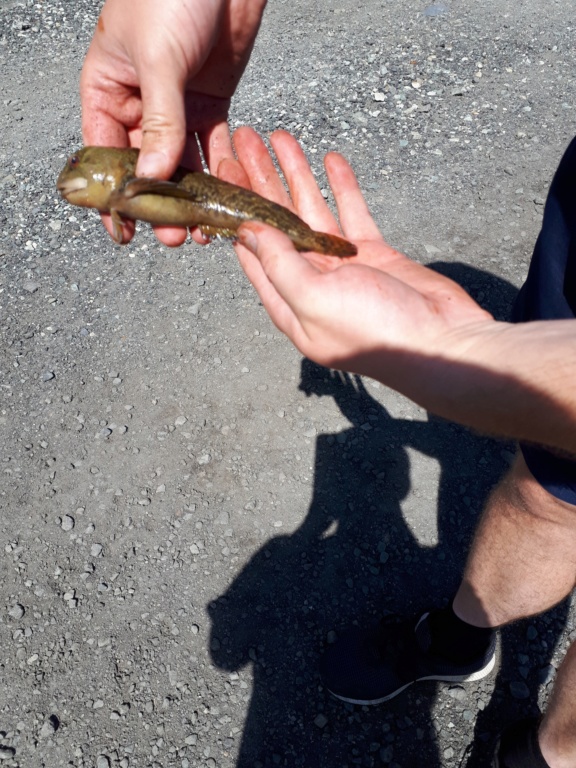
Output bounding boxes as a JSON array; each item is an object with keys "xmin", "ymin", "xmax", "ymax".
[{"xmin": 1, "ymin": 1, "xmax": 575, "ymax": 767}]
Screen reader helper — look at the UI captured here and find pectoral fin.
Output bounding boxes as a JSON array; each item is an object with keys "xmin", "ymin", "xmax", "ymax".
[
  {"xmin": 110, "ymin": 209, "xmax": 126, "ymax": 244},
  {"xmin": 123, "ymin": 177, "xmax": 195, "ymax": 201}
]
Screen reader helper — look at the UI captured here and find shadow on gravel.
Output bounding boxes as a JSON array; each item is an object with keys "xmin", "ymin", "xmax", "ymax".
[{"xmin": 208, "ymin": 263, "xmax": 568, "ymax": 768}]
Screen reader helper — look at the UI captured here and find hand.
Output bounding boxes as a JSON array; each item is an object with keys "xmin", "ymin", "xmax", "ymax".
[
  {"xmin": 229, "ymin": 128, "xmax": 576, "ymax": 453},
  {"xmin": 230, "ymin": 127, "xmax": 491, "ymax": 390},
  {"xmin": 80, "ymin": 0, "xmax": 266, "ymax": 245}
]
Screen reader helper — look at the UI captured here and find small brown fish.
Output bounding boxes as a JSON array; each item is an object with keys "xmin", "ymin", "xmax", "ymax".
[{"xmin": 56, "ymin": 147, "xmax": 357, "ymax": 258}]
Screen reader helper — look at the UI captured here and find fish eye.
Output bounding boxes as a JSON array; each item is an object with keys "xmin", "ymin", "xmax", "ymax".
[{"xmin": 69, "ymin": 154, "xmax": 80, "ymax": 168}]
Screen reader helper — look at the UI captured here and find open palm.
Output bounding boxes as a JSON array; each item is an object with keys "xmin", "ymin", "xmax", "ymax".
[{"xmin": 228, "ymin": 127, "xmax": 493, "ymax": 383}]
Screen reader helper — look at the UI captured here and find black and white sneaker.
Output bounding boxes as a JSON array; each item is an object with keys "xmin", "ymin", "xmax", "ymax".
[{"xmin": 320, "ymin": 612, "xmax": 497, "ymax": 705}]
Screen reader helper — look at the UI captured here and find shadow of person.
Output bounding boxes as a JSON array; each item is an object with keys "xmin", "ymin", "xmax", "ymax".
[{"xmin": 207, "ymin": 263, "xmax": 568, "ymax": 768}]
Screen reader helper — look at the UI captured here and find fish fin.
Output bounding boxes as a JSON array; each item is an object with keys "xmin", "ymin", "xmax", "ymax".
[
  {"xmin": 198, "ymin": 225, "xmax": 237, "ymax": 240},
  {"xmin": 110, "ymin": 209, "xmax": 126, "ymax": 244},
  {"xmin": 123, "ymin": 177, "xmax": 196, "ymax": 201},
  {"xmin": 301, "ymin": 231, "xmax": 358, "ymax": 258}
]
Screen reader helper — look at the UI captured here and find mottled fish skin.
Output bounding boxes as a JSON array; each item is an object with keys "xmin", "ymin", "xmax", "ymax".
[{"xmin": 56, "ymin": 147, "xmax": 357, "ymax": 258}]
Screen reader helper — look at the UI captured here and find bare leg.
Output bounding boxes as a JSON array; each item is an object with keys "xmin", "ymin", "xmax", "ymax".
[
  {"xmin": 453, "ymin": 453, "xmax": 576, "ymax": 628},
  {"xmin": 539, "ymin": 640, "xmax": 576, "ymax": 768},
  {"xmin": 452, "ymin": 452, "xmax": 576, "ymax": 767}
]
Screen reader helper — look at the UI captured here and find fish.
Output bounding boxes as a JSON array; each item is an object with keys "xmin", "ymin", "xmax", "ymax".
[{"xmin": 56, "ymin": 147, "xmax": 357, "ymax": 258}]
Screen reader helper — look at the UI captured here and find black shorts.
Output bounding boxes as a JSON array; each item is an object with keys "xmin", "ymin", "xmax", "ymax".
[{"xmin": 512, "ymin": 137, "xmax": 576, "ymax": 505}]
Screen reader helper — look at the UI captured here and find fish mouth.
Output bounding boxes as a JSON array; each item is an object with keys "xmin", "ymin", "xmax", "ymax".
[{"xmin": 56, "ymin": 176, "xmax": 88, "ymax": 197}]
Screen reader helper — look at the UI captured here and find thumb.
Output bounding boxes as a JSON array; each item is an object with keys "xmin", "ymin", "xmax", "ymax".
[
  {"xmin": 136, "ymin": 63, "xmax": 186, "ymax": 178},
  {"xmin": 238, "ymin": 222, "xmax": 321, "ymax": 309}
]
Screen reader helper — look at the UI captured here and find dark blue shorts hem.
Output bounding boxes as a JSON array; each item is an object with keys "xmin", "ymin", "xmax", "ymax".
[{"xmin": 513, "ymin": 136, "xmax": 576, "ymax": 504}]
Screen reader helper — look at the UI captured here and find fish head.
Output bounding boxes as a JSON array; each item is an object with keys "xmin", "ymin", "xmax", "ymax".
[{"xmin": 56, "ymin": 146, "xmax": 137, "ymax": 211}]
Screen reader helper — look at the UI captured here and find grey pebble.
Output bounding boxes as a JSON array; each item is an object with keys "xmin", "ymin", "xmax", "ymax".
[
  {"xmin": 0, "ymin": 746, "xmax": 16, "ymax": 760},
  {"xmin": 39, "ymin": 715, "xmax": 59, "ymax": 738},
  {"xmin": 424, "ymin": 3, "xmax": 449, "ymax": 16},
  {"xmin": 9, "ymin": 603, "xmax": 25, "ymax": 620},
  {"xmin": 41, "ymin": 371, "xmax": 55, "ymax": 382},
  {"xmin": 314, "ymin": 714, "xmax": 328, "ymax": 728},
  {"xmin": 96, "ymin": 756, "xmax": 111, "ymax": 768},
  {"xmin": 90, "ymin": 543, "xmax": 103, "ymax": 557},
  {"xmin": 380, "ymin": 746, "xmax": 394, "ymax": 762},
  {"xmin": 447, "ymin": 685, "xmax": 467, "ymax": 701},
  {"xmin": 23, "ymin": 280, "xmax": 39, "ymax": 293},
  {"xmin": 538, "ymin": 664, "xmax": 556, "ymax": 686},
  {"xmin": 60, "ymin": 515, "xmax": 75, "ymax": 531}
]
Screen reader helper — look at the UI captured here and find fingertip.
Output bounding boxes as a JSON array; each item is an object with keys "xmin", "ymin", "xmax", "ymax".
[
  {"xmin": 152, "ymin": 225, "xmax": 189, "ymax": 247},
  {"xmin": 237, "ymin": 222, "xmax": 259, "ymax": 253},
  {"xmin": 136, "ymin": 148, "xmax": 174, "ymax": 179}
]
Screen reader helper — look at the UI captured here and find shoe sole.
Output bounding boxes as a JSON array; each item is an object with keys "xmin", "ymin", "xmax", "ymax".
[{"xmin": 326, "ymin": 651, "xmax": 497, "ymax": 706}]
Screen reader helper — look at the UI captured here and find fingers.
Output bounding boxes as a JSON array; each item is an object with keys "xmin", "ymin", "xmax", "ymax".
[
  {"xmin": 232, "ymin": 127, "xmax": 294, "ymax": 209},
  {"xmin": 324, "ymin": 152, "xmax": 383, "ymax": 241},
  {"xmin": 199, "ymin": 120, "xmax": 235, "ymax": 175},
  {"xmin": 270, "ymin": 130, "xmax": 340, "ymax": 235},
  {"xmin": 235, "ymin": 224, "xmax": 306, "ymax": 343},
  {"xmin": 238, "ymin": 222, "xmax": 322, "ymax": 321},
  {"xmin": 217, "ymin": 157, "xmax": 252, "ymax": 190},
  {"xmin": 135, "ymin": 62, "xmax": 187, "ymax": 179},
  {"xmin": 100, "ymin": 212, "xmax": 135, "ymax": 244}
]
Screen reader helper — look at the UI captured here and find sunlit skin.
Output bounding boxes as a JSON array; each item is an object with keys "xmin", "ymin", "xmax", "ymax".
[
  {"xmin": 80, "ymin": 0, "xmax": 267, "ymax": 246},
  {"xmin": 56, "ymin": 146, "xmax": 357, "ymax": 257},
  {"xmin": 223, "ymin": 127, "xmax": 576, "ymax": 456}
]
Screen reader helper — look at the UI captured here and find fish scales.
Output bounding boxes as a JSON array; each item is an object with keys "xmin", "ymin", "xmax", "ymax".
[{"xmin": 56, "ymin": 147, "xmax": 357, "ymax": 258}]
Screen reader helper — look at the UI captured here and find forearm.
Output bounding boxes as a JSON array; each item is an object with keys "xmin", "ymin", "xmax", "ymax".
[{"xmin": 376, "ymin": 319, "xmax": 576, "ymax": 455}]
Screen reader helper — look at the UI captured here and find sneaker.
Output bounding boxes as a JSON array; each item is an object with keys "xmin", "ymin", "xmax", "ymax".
[
  {"xmin": 492, "ymin": 718, "xmax": 549, "ymax": 768},
  {"xmin": 320, "ymin": 612, "xmax": 497, "ymax": 705}
]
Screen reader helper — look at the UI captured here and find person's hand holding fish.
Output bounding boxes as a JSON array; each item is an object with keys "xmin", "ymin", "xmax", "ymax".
[
  {"xmin": 232, "ymin": 128, "xmax": 576, "ymax": 453},
  {"xmin": 81, "ymin": 0, "xmax": 267, "ymax": 245}
]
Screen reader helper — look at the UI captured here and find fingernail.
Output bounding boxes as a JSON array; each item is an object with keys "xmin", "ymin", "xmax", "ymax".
[
  {"xmin": 137, "ymin": 151, "xmax": 169, "ymax": 178},
  {"xmin": 238, "ymin": 226, "xmax": 258, "ymax": 253}
]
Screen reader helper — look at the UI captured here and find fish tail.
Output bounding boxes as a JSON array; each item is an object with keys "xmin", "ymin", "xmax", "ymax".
[{"xmin": 296, "ymin": 230, "xmax": 357, "ymax": 258}]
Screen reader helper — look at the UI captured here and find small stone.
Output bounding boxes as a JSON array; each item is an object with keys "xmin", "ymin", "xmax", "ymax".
[
  {"xmin": 379, "ymin": 746, "xmax": 394, "ymax": 762},
  {"xmin": 60, "ymin": 515, "xmax": 75, "ymax": 531},
  {"xmin": 175, "ymin": 416, "xmax": 188, "ymax": 426},
  {"xmin": 23, "ymin": 280, "xmax": 39, "ymax": 293},
  {"xmin": 314, "ymin": 714, "xmax": 328, "ymax": 729},
  {"xmin": 96, "ymin": 756, "xmax": 111, "ymax": 768},
  {"xmin": 0, "ymin": 746, "xmax": 16, "ymax": 760},
  {"xmin": 41, "ymin": 371, "xmax": 55, "ymax": 382},
  {"xmin": 39, "ymin": 715, "xmax": 59, "ymax": 738},
  {"xmin": 9, "ymin": 603, "xmax": 25, "ymax": 620},
  {"xmin": 447, "ymin": 685, "xmax": 467, "ymax": 701},
  {"xmin": 424, "ymin": 3, "xmax": 448, "ymax": 16},
  {"xmin": 538, "ymin": 664, "xmax": 556, "ymax": 686},
  {"xmin": 49, "ymin": 220, "xmax": 62, "ymax": 231},
  {"xmin": 373, "ymin": 92, "xmax": 386, "ymax": 101},
  {"xmin": 90, "ymin": 543, "xmax": 103, "ymax": 557}
]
